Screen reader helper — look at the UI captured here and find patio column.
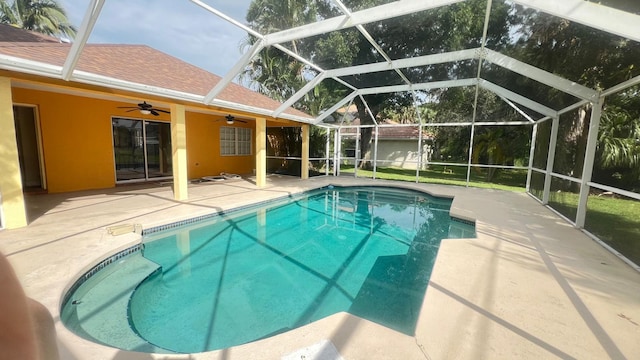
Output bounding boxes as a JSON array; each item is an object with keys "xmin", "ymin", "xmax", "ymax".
[
  {"xmin": 543, "ymin": 116, "xmax": 560, "ymax": 204},
  {"xmin": 576, "ymin": 100, "xmax": 603, "ymax": 228},
  {"xmin": 301, "ymin": 124, "xmax": 309, "ymax": 180},
  {"xmin": 255, "ymin": 117, "xmax": 266, "ymax": 187},
  {"xmin": 170, "ymin": 104, "xmax": 188, "ymax": 201},
  {"xmin": 0, "ymin": 77, "xmax": 27, "ymax": 229}
]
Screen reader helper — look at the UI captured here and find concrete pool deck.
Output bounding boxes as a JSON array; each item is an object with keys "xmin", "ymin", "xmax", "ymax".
[{"xmin": 1, "ymin": 175, "xmax": 639, "ymax": 359}]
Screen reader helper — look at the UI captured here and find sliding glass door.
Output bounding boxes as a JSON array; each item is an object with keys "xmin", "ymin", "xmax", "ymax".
[{"xmin": 112, "ymin": 118, "xmax": 172, "ymax": 182}]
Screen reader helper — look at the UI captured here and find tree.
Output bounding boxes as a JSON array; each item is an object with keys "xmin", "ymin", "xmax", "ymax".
[
  {"xmin": 0, "ymin": 0, "xmax": 76, "ymax": 38},
  {"xmin": 243, "ymin": 0, "xmax": 514, "ymax": 168}
]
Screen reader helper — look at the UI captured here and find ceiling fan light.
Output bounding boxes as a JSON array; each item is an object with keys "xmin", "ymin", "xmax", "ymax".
[
  {"xmin": 225, "ymin": 114, "xmax": 234, "ymax": 124},
  {"xmin": 140, "ymin": 109, "xmax": 151, "ymax": 115},
  {"xmin": 226, "ymin": 119, "xmax": 234, "ymax": 124}
]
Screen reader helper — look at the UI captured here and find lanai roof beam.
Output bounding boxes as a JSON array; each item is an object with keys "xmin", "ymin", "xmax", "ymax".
[
  {"xmin": 482, "ymin": 49, "xmax": 599, "ymax": 103},
  {"xmin": 61, "ymin": 0, "xmax": 105, "ymax": 80},
  {"xmin": 511, "ymin": 0, "xmax": 640, "ymax": 43},
  {"xmin": 264, "ymin": 0, "xmax": 465, "ymax": 46}
]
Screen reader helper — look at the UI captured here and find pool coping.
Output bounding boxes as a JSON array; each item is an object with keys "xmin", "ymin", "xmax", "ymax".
[
  {"xmin": 55, "ymin": 181, "xmax": 477, "ymax": 358},
  {"xmin": 5, "ymin": 176, "xmax": 640, "ymax": 360}
]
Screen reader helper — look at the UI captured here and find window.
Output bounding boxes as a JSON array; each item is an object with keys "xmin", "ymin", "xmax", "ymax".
[{"xmin": 220, "ymin": 127, "xmax": 252, "ymax": 156}]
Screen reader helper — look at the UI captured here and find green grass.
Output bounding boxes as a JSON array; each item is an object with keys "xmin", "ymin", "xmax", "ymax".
[
  {"xmin": 339, "ymin": 164, "xmax": 640, "ymax": 265},
  {"xmin": 548, "ymin": 191, "xmax": 640, "ymax": 265},
  {"xmin": 340, "ymin": 164, "xmax": 528, "ymax": 192}
]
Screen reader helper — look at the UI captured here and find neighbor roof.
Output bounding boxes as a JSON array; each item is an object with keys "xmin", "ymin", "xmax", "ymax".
[{"xmin": 0, "ymin": 25, "xmax": 309, "ymax": 120}]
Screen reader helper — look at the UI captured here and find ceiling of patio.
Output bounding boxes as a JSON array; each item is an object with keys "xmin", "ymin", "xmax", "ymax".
[{"xmin": 2, "ymin": 0, "xmax": 640, "ymax": 126}]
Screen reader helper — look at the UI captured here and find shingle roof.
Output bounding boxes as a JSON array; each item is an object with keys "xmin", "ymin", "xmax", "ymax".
[
  {"xmin": 0, "ymin": 23, "xmax": 61, "ymax": 43},
  {"xmin": 0, "ymin": 26, "xmax": 309, "ymax": 119}
]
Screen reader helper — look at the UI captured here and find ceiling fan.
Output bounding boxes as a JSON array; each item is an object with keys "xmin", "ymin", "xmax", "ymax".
[
  {"xmin": 222, "ymin": 114, "xmax": 247, "ymax": 124},
  {"xmin": 117, "ymin": 101, "xmax": 170, "ymax": 116}
]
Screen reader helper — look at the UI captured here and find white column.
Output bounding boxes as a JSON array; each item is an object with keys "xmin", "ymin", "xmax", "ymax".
[
  {"xmin": 525, "ymin": 123, "xmax": 538, "ymax": 192},
  {"xmin": 576, "ymin": 101, "xmax": 603, "ymax": 227},
  {"xmin": 543, "ymin": 116, "xmax": 560, "ymax": 204}
]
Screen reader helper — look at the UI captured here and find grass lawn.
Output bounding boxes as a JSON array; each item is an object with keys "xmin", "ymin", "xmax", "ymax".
[
  {"xmin": 338, "ymin": 164, "xmax": 640, "ymax": 265},
  {"xmin": 340, "ymin": 164, "xmax": 527, "ymax": 192}
]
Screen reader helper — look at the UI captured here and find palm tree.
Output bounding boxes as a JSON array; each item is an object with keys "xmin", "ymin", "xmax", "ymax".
[{"xmin": 0, "ymin": 0, "xmax": 76, "ymax": 38}]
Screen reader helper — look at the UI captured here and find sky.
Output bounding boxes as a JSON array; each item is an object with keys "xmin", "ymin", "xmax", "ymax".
[{"xmin": 59, "ymin": 0, "xmax": 255, "ymax": 77}]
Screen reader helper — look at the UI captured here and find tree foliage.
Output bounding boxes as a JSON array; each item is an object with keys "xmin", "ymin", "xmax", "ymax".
[
  {"xmin": 0, "ymin": 0, "xmax": 76, "ymax": 38},
  {"xmin": 243, "ymin": 0, "xmax": 640, "ymax": 189}
]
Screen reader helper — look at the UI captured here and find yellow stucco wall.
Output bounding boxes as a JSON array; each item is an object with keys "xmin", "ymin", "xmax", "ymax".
[
  {"xmin": 11, "ymin": 87, "xmax": 255, "ymax": 193},
  {"xmin": 186, "ymin": 114, "xmax": 255, "ymax": 178}
]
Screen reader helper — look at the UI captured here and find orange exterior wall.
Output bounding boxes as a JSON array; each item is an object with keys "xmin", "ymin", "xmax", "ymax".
[
  {"xmin": 186, "ymin": 113, "xmax": 255, "ymax": 178},
  {"xmin": 11, "ymin": 87, "xmax": 255, "ymax": 193}
]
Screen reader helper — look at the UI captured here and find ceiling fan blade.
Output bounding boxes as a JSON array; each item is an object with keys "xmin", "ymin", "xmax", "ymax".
[
  {"xmin": 153, "ymin": 109, "xmax": 170, "ymax": 114},
  {"xmin": 236, "ymin": 119, "xmax": 247, "ymax": 123},
  {"xmin": 125, "ymin": 109, "xmax": 137, "ymax": 112},
  {"xmin": 150, "ymin": 109, "xmax": 160, "ymax": 116},
  {"xmin": 117, "ymin": 106, "xmax": 138, "ymax": 109}
]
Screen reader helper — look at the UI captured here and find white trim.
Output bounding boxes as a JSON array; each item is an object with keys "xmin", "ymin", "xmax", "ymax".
[
  {"xmin": 203, "ymin": 40, "xmax": 265, "ymax": 105},
  {"xmin": 263, "ymin": 0, "xmax": 465, "ymax": 46},
  {"xmin": 483, "ymin": 49, "xmax": 599, "ymax": 102},
  {"xmin": 588, "ymin": 182, "xmax": 640, "ymax": 202},
  {"xmin": 512, "ymin": 0, "xmax": 640, "ymax": 43}
]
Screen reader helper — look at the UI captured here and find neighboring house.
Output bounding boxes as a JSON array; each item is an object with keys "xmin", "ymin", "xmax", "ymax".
[
  {"xmin": 339, "ymin": 119, "xmax": 433, "ymax": 170},
  {"xmin": 0, "ymin": 24, "xmax": 312, "ymax": 229}
]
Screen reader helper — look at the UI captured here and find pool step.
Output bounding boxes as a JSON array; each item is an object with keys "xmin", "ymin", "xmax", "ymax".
[{"xmin": 61, "ymin": 254, "xmax": 172, "ymax": 353}]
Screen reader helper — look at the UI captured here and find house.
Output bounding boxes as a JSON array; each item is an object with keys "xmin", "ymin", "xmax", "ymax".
[
  {"xmin": 338, "ymin": 119, "xmax": 434, "ymax": 170},
  {"xmin": 0, "ymin": 24, "xmax": 313, "ymax": 229}
]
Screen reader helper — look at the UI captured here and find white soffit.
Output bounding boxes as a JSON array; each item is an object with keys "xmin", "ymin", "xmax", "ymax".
[{"xmin": 512, "ymin": 0, "xmax": 640, "ymax": 43}]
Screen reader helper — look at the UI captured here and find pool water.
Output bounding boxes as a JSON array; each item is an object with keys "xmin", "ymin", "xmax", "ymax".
[{"xmin": 62, "ymin": 186, "xmax": 475, "ymax": 353}]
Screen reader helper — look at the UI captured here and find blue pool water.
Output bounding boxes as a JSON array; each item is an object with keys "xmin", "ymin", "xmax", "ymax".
[{"xmin": 62, "ymin": 186, "xmax": 475, "ymax": 353}]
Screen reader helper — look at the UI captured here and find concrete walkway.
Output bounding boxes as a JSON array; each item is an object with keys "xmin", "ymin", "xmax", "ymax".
[{"xmin": 1, "ymin": 176, "xmax": 639, "ymax": 360}]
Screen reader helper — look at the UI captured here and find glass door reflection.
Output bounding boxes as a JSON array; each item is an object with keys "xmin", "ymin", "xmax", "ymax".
[{"xmin": 112, "ymin": 118, "xmax": 172, "ymax": 182}]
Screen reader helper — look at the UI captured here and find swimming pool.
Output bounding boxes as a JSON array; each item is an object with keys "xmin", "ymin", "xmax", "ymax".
[{"xmin": 61, "ymin": 186, "xmax": 475, "ymax": 353}]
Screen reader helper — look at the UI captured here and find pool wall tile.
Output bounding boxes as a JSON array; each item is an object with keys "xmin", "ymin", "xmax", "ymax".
[{"xmin": 62, "ymin": 244, "xmax": 143, "ymax": 307}]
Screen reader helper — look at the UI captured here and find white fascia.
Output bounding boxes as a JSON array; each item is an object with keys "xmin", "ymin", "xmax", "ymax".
[
  {"xmin": 483, "ymin": 49, "xmax": 599, "ymax": 103},
  {"xmin": 512, "ymin": 0, "xmax": 640, "ymax": 43},
  {"xmin": 478, "ymin": 79, "xmax": 557, "ymax": 118},
  {"xmin": 263, "ymin": 0, "xmax": 465, "ymax": 46},
  {"xmin": 62, "ymin": 0, "xmax": 105, "ymax": 80},
  {"xmin": 70, "ymin": 70, "xmax": 205, "ymax": 103},
  {"xmin": 69, "ymin": 70, "xmax": 313, "ymax": 123},
  {"xmin": 0, "ymin": 54, "xmax": 62, "ymax": 77}
]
